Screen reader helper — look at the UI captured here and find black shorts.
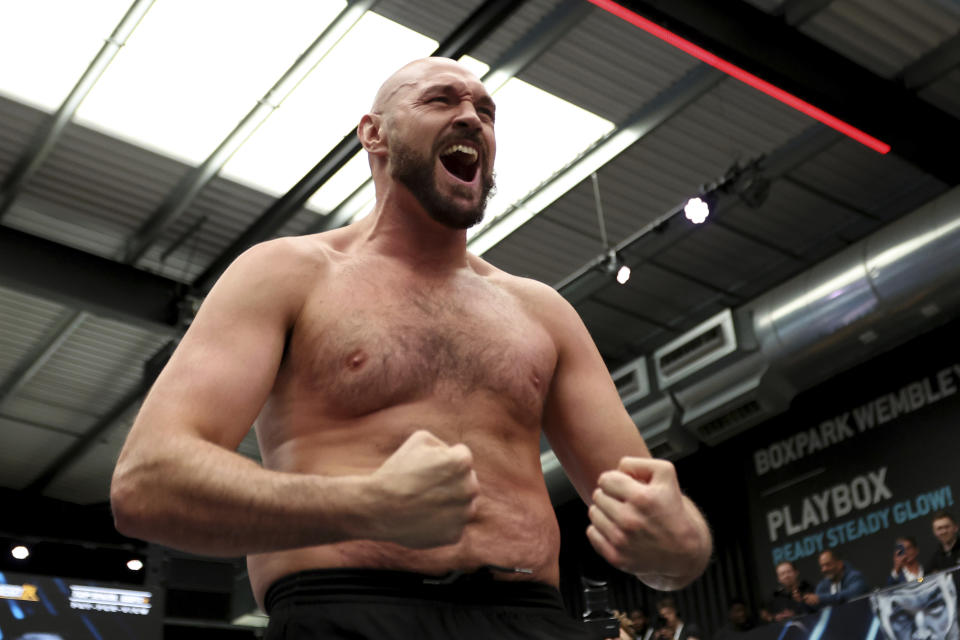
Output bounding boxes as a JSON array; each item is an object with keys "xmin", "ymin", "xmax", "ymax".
[{"xmin": 263, "ymin": 567, "xmax": 595, "ymax": 640}]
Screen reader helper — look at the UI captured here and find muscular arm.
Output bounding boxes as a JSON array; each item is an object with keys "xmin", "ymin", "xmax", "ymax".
[
  {"xmin": 111, "ymin": 240, "xmax": 476, "ymax": 555},
  {"xmin": 533, "ymin": 283, "xmax": 711, "ymax": 589}
]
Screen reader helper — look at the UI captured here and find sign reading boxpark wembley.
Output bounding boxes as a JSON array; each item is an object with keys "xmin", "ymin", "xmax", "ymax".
[{"xmin": 746, "ymin": 342, "xmax": 960, "ymax": 596}]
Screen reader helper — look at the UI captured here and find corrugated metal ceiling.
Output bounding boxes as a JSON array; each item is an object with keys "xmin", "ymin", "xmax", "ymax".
[{"xmin": 0, "ymin": 0, "xmax": 957, "ymax": 506}]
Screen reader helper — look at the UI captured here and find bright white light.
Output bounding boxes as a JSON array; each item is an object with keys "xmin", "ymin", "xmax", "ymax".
[
  {"xmin": 126, "ymin": 559, "xmax": 144, "ymax": 571},
  {"xmin": 457, "ymin": 55, "xmax": 490, "ymax": 80},
  {"xmin": 306, "ymin": 154, "xmax": 375, "ymax": 215},
  {"xmin": 11, "ymin": 545, "xmax": 29, "ymax": 560},
  {"xmin": 0, "ymin": 0, "xmax": 133, "ymax": 111},
  {"xmin": 75, "ymin": 0, "xmax": 346, "ymax": 165},
  {"xmin": 684, "ymin": 196, "xmax": 710, "ymax": 224},
  {"xmin": 616, "ymin": 265, "xmax": 631, "ymax": 284},
  {"xmin": 222, "ymin": 12, "xmax": 436, "ymax": 199},
  {"xmin": 468, "ymin": 78, "xmax": 613, "ymax": 241}
]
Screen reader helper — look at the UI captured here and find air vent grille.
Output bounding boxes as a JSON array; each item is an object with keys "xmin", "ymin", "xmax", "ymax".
[
  {"xmin": 660, "ymin": 325, "xmax": 723, "ymax": 372},
  {"xmin": 654, "ymin": 309, "xmax": 737, "ymax": 388},
  {"xmin": 649, "ymin": 441, "xmax": 676, "ymax": 459},
  {"xmin": 694, "ymin": 399, "xmax": 764, "ymax": 439}
]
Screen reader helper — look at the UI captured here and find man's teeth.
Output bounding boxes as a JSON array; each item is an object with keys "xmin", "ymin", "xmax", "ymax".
[{"xmin": 440, "ymin": 144, "xmax": 478, "ymax": 163}]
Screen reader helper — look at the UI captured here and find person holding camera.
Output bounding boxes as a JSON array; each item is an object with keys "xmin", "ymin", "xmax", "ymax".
[{"xmin": 888, "ymin": 536, "xmax": 925, "ymax": 585}]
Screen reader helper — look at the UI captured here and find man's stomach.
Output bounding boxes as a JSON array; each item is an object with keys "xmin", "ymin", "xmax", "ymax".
[
  {"xmin": 248, "ymin": 398, "xmax": 562, "ymax": 608},
  {"xmin": 247, "ymin": 481, "xmax": 561, "ymax": 608}
]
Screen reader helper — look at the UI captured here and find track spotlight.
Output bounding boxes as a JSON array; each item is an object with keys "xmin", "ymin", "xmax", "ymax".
[
  {"xmin": 603, "ymin": 249, "xmax": 631, "ymax": 284},
  {"xmin": 11, "ymin": 545, "xmax": 29, "ymax": 560},
  {"xmin": 684, "ymin": 195, "xmax": 711, "ymax": 224},
  {"xmin": 127, "ymin": 558, "xmax": 144, "ymax": 571}
]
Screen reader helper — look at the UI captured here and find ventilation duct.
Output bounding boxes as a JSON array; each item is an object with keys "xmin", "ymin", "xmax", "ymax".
[
  {"xmin": 544, "ymin": 185, "xmax": 960, "ymax": 503},
  {"xmin": 669, "ymin": 184, "xmax": 960, "ymax": 446},
  {"xmin": 748, "ymin": 184, "xmax": 960, "ymax": 391},
  {"xmin": 672, "ymin": 351, "xmax": 794, "ymax": 445},
  {"xmin": 630, "ymin": 395, "xmax": 697, "ymax": 459},
  {"xmin": 653, "ymin": 309, "xmax": 738, "ymax": 388},
  {"xmin": 611, "ymin": 356, "xmax": 651, "ymax": 409}
]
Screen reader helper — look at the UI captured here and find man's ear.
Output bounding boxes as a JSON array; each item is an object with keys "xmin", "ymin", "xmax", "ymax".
[{"xmin": 358, "ymin": 114, "xmax": 387, "ymax": 155}]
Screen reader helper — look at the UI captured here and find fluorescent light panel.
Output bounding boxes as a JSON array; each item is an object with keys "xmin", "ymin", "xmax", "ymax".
[
  {"xmin": 586, "ymin": 0, "xmax": 891, "ymax": 154},
  {"xmin": 73, "ymin": 0, "xmax": 347, "ymax": 165},
  {"xmin": 0, "ymin": 3, "xmax": 615, "ymax": 255},
  {"xmin": 470, "ymin": 78, "xmax": 613, "ymax": 239},
  {"xmin": 0, "ymin": 0, "xmax": 133, "ymax": 111},
  {"xmin": 224, "ymin": 12, "xmax": 438, "ymax": 202}
]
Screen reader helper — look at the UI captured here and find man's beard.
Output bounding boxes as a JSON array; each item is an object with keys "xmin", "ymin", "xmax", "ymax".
[{"xmin": 390, "ymin": 138, "xmax": 496, "ymax": 230}]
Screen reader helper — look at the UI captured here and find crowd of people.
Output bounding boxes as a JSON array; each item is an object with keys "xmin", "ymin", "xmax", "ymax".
[{"xmin": 610, "ymin": 510, "xmax": 960, "ymax": 640}]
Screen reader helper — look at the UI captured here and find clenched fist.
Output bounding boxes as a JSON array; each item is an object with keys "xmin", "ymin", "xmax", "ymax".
[
  {"xmin": 368, "ymin": 430, "xmax": 480, "ymax": 549},
  {"xmin": 586, "ymin": 456, "xmax": 711, "ymax": 590}
]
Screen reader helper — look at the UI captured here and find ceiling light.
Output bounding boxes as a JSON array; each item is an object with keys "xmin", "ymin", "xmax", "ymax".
[
  {"xmin": 75, "ymin": 1, "xmax": 348, "ymax": 165},
  {"xmin": 11, "ymin": 545, "xmax": 29, "ymax": 560},
  {"xmin": 684, "ymin": 196, "xmax": 710, "ymax": 224},
  {"xmin": 222, "ymin": 11, "xmax": 437, "ymax": 197},
  {"xmin": 467, "ymin": 78, "xmax": 614, "ymax": 242},
  {"xmin": 616, "ymin": 265, "xmax": 631, "ymax": 284},
  {"xmin": 127, "ymin": 558, "xmax": 144, "ymax": 571}
]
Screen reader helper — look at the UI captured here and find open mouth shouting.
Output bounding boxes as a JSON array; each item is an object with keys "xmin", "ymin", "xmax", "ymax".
[{"xmin": 438, "ymin": 142, "xmax": 480, "ymax": 184}]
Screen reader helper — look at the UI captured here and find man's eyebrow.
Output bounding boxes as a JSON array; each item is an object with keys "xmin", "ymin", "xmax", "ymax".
[{"xmin": 420, "ymin": 82, "xmax": 496, "ymax": 108}]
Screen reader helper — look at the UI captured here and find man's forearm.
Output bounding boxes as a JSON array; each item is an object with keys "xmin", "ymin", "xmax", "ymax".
[{"xmin": 111, "ymin": 436, "xmax": 378, "ymax": 556}]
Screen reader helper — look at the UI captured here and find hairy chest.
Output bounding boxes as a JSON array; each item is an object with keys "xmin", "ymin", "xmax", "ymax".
[{"xmin": 285, "ymin": 272, "xmax": 557, "ymax": 423}]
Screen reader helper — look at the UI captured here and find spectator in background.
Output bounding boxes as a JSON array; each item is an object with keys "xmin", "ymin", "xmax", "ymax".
[
  {"xmin": 770, "ymin": 560, "xmax": 815, "ymax": 620},
  {"xmin": 888, "ymin": 536, "xmax": 924, "ymax": 585},
  {"xmin": 614, "ymin": 611, "xmax": 636, "ymax": 640},
  {"xmin": 803, "ymin": 549, "xmax": 869, "ymax": 609},
  {"xmin": 627, "ymin": 609, "xmax": 654, "ymax": 640},
  {"xmin": 652, "ymin": 597, "xmax": 702, "ymax": 640},
  {"xmin": 929, "ymin": 510, "xmax": 960, "ymax": 573},
  {"xmin": 712, "ymin": 599, "xmax": 756, "ymax": 640}
]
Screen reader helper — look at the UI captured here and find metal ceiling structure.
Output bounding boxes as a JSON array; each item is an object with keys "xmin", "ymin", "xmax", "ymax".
[{"xmin": 1, "ymin": 1, "xmax": 959, "ymax": 620}]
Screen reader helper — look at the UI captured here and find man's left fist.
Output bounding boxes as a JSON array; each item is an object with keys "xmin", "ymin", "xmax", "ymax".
[{"xmin": 586, "ymin": 456, "xmax": 712, "ymax": 590}]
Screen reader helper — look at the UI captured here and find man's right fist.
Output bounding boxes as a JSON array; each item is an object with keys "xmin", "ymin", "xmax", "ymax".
[{"xmin": 368, "ymin": 430, "xmax": 479, "ymax": 549}]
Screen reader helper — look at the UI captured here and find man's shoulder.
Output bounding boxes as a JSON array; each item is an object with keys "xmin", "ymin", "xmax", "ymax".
[
  {"xmin": 230, "ymin": 235, "xmax": 337, "ymax": 283},
  {"xmin": 470, "ymin": 255, "xmax": 568, "ymax": 310}
]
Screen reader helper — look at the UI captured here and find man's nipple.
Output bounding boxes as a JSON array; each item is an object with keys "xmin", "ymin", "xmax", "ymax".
[{"xmin": 346, "ymin": 350, "xmax": 368, "ymax": 370}]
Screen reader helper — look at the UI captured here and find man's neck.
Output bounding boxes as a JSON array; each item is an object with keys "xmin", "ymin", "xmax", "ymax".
[
  {"xmin": 358, "ymin": 198, "xmax": 471, "ymax": 271},
  {"xmin": 943, "ymin": 537, "xmax": 957, "ymax": 553}
]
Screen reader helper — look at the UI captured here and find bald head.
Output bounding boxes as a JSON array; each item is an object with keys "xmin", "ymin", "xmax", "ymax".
[
  {"xmin": 357, "ymin": 57, "xmax": 496, "ymax": 230},
  {"xmin": 371, "ymin": 57, "xmax": 484, "ymax": 116}
]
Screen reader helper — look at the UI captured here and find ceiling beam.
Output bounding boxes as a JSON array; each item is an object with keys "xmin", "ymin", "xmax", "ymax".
[
  {"xmin": 782, "ymin": 0, "xmax": 834, "ymax": 26},
  {"xmin": 193, "ymin": 0, "xmax": 526, "ymax": 292},
  {"xmin": 122, "ymin": 0, "xmax": 379, "ymax": 265},
  {"xmin": 901, "ymin": 31, "xmax": 960, "ymax": 91},
  {"xmin": 611, "ymin": 0, "xmax": 960, "ymax": 185},
  {"xmin": 556, "ymin": 124, "xmax": 843, "ymax": 305},
  {"xmin": 23, "ymin": 340, "xmax": 176, "ymax": 495},
  {"xmin": 0, "ymin": 0, "xmax": 155, "ymax": 221},
  {"xmin": 0, "ymin": 311, "xmax": 87, "ymax": 409},
  {"xmin": 0, "ymin": 226, "xmax": 183, "ymax": 332}
]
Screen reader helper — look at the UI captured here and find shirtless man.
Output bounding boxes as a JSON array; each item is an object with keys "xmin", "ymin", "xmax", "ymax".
[{"xmin": 110, "ymin": 57, "xmax": 711, "ymax": 639}]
